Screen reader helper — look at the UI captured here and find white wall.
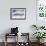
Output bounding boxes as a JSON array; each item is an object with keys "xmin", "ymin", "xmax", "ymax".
[{"xmin": 0, "ymin": 0, "xmax": 37, "ymax": 42}]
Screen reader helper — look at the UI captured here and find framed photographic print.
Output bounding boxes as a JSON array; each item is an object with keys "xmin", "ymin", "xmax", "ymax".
[
  {"xmin": 10, "ymin": 8, "xmax": 26, "ymax": 20},
  {"xmin": 37, "ymin": 0, "xmax": 46, "ymax": 19},
  {"xmin": 36, "ymin": 0, "xmax": 46, "ymax": 26}
]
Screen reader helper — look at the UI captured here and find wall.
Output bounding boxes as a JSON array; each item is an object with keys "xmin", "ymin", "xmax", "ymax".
[{"xmin": 0, "ymin": 0, "xmax": 36, "ymax": 42}]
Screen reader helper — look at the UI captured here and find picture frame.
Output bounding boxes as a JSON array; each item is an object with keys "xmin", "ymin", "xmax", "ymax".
[
  {"xmin": 36, "ymin": 0, "xmax": 46, "ymax": 19},
  {"xmin": 36, "ymin": 0, "xmax": 46, "ymax": 26},
  {"xmin": 10, "ymin": 8, "xmax": 26, "ymax": 20}
]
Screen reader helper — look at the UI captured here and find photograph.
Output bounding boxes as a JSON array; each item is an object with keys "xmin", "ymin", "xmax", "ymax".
[{"xmin": 10, "ymin": 8, "xmax": 26, "ymax": 20}]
